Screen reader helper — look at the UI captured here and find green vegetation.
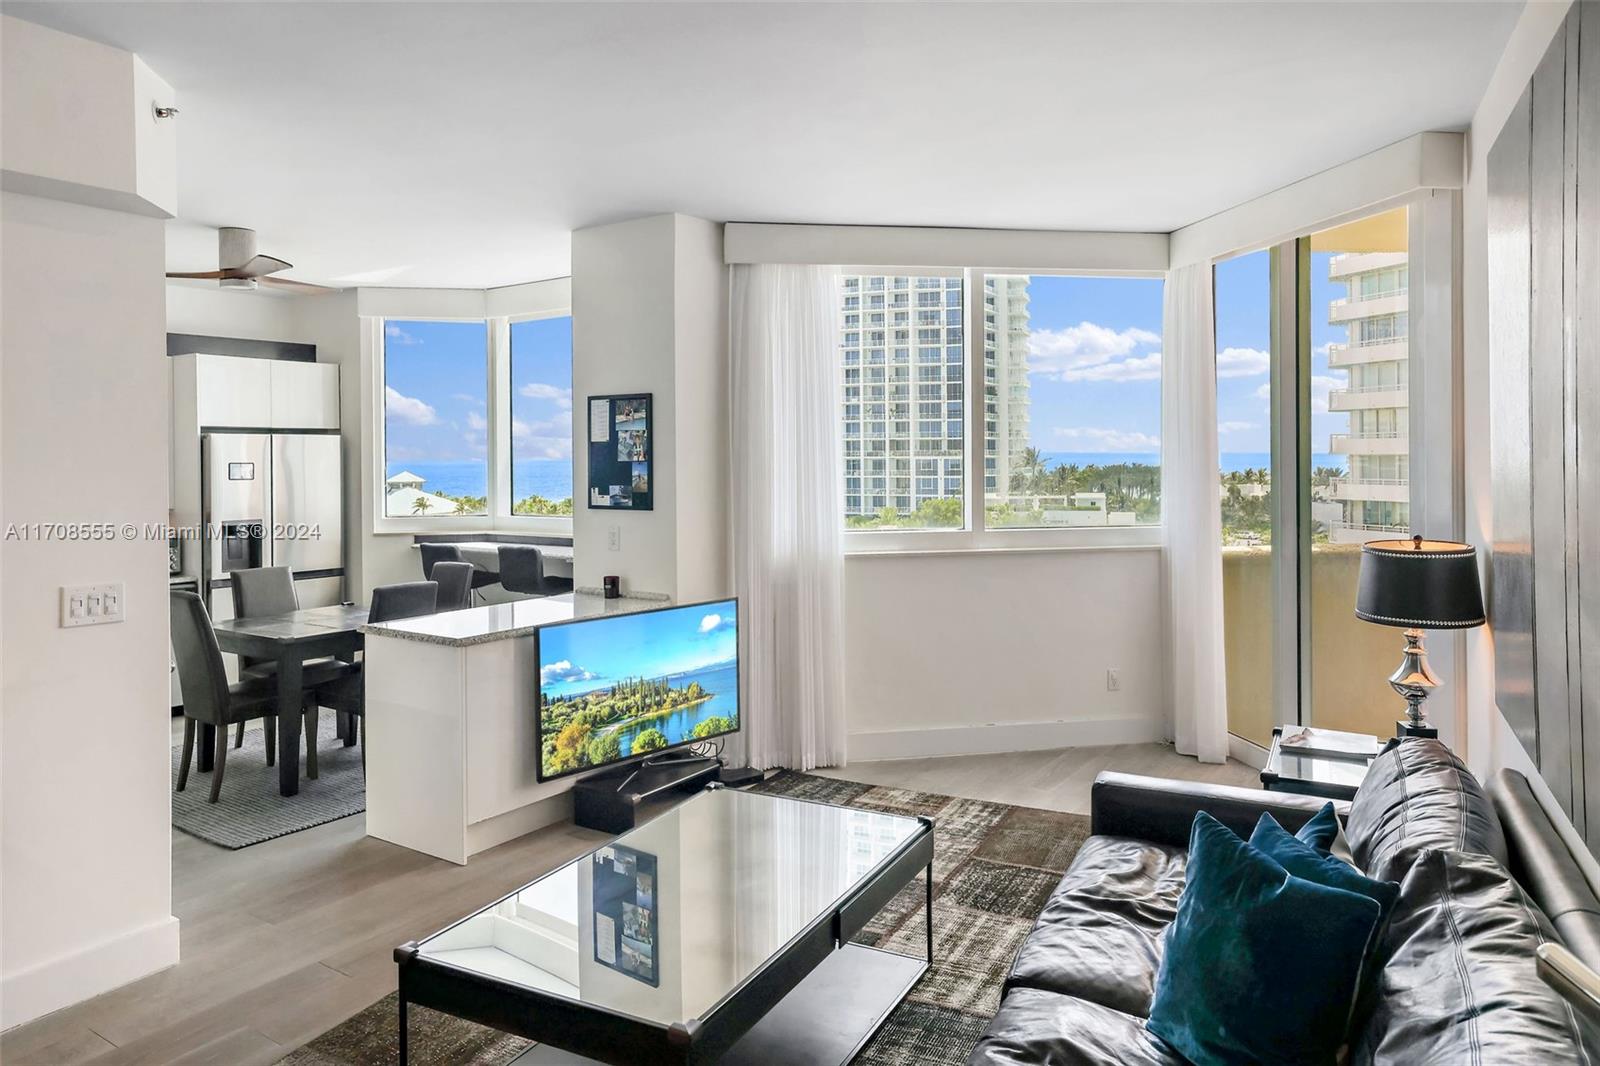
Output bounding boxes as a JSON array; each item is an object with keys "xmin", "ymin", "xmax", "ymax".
[
  {"xmin": 513, "ymin": 494, "xmax": 574, "ymax": 516},
  {"xmin": 691, "ymin": 716, "xmax": 735, "ymax": 740},
  {"xmin": 846, "ymin": 450, "xmax": 1161, "ymax": 529},
  {"xmin": 632, "ymin": 728, "xmax": 668, "ymax": 753},
  {"xmin": 541, "ymin": 676, "xmax": 716, "ymax": 775}
]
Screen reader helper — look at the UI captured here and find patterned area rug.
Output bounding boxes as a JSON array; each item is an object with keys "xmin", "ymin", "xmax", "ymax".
[
  {"xmin": 278, "ymin": 771, "xmax": 1089, "ymax": 1066},
  {"xmin": 173, "ymin": 714, "xmax": 365, "ymax": 849}
]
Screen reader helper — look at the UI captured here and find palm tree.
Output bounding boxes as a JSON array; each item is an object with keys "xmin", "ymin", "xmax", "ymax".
[
  {"xmin": 453, "ymin": 497, "xmax": 472, "ymax": 515},
  {"xmin": 411, "ymin": 496, "xmax": 432, "ymax": 515}
]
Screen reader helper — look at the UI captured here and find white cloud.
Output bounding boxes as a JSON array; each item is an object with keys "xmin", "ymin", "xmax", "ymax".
[
  {"xmin": 1028, "ymin": 322, "xmax": 1160, "ymax": 380},
  {"xmin": 519, "ymin": 382, "xmax": 573, "ymax": 410},
  {"xmin": 699, "ymin": 613, "xmax": 723, "ymax": 634},
  {"xmin": 540, "ymin": 660, "xmax": 597, "ymax": 685},
  {"xmin": 384, "ymin": 323, "xmax": 421, "ymax": 346},
  {"xmin": 385, "ymin": 385, "xmax": 437, "ymax": 426},
  {"xmin": 465, "ymin": 410, "xmax": 487, "ymax": 432},
  {"xmin": 1216, "ymin": 347, "xmax": 1269, "ymax": 378},
  {"xmin": 1062, "ymin": 352, "xmax": 1162, "ymax": 383},
  {"xmin": 1218, "ymin": 420, "xmax": 1258, "ymax": 434},
  {"xmin": 1252, "ymin": 374, "xmax": 1345, "ymax": 413},
  {"xmin": 1310, "ymin": 374, "xmax": 1344, "ymax": 414},
  {"xmin": 1051, "ymin": 426, "xmax": 1161, "ymax": 451},
  {"xmin": 512, "ymin": 409, "xmax": 574, "ymax": 461}
]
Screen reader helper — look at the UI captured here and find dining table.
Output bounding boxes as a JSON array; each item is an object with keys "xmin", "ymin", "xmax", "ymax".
[{"xmin": 210, "ymin": 603, "xmax": 369, "ymax": 797}]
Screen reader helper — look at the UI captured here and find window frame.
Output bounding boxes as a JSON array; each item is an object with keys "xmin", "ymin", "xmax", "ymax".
[
  {"xmin": 842, "ymin": 266, "xmax": 1165, "ymax": 555},
  {"xmin": 368, "ymin": 279, "xmax": 574, "ymax": 537}
]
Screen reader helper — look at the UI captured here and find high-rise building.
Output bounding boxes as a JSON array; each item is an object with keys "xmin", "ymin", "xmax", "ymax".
[
  {"xmin": 839, "ymin": 275, "xmax": 1030, "ymax": 520},
  {"xmin": 1325, "ymin": 252, "xmax": 1410, "ymax": 544}
]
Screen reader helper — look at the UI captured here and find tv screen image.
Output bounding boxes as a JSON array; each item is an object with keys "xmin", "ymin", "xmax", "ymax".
[{"xmin": 536, "ymin": 598, "xmax": 739, "ymax": 780}]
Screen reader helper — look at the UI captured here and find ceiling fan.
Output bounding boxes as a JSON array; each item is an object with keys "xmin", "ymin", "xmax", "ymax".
[{"xmin": 165, "ymin": 227, "xmax": 338, "ymax": 294}]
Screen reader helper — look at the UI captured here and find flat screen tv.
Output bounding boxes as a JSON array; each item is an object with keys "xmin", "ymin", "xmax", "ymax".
[{"xmin": 535, "ymin": 597, "xmax": 739, "ymax": 781}]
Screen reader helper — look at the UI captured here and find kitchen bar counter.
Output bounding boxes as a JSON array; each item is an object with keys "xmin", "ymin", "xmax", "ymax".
[
  {"xmin": 360, "ymin": 591, "xmax": 664, "ymax": 647},
  {"xmin": 363, "ymin": 591, "xmax": 673, "ymax": 864}
]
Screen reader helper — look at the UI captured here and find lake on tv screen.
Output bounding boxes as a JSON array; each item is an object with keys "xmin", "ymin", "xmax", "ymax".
[{"xmin": 538, "ymin": 603, "xmax": 738, "ymax": 776}]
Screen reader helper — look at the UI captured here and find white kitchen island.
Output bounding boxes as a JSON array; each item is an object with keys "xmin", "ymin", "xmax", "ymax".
[{"xmin": 362, "ymin": 592, "xmax": 667, "ymax": 864}]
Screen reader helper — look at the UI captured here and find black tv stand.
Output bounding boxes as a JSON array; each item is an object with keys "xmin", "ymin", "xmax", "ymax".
[{"xmin": 572, "ymin": 753, "xmax": 723, "ymax": 833}]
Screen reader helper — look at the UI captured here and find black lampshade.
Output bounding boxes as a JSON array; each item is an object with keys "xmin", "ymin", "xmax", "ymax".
[{"xmin": 1355, "ymin": 536, "xmax": 1486, "ymax": 630}]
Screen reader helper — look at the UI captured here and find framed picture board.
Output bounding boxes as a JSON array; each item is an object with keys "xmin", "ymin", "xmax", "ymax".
[
  {"xmin": 591, "ymin": 844, "xmax": 658, "ymax": 986},
  {"xmin": 587, "ymin": 393, "xmax": 652, "ymax": 510}
]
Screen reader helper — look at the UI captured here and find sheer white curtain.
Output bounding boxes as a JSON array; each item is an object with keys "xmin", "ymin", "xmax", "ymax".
[
  {"xmin": 1162, "ymin": 263, "xmax": 1229, "ymax": 763},
  {"xmin": 730, "ymin": 264, "xmax": 847, "ymax": 771}
]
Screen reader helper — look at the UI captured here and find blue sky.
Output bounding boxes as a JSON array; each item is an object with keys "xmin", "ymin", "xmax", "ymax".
[
  {"xmin": 382, "ymin": 316, "xmax": 572, "ymax": 471},
  {"xmin": 1029, "ymin": 264, "xmax": 1348, "ymax": 458},
  {"xmin": 1212, "ymin": 250, "xmax": 1349, "ymax": 457},
  {"xmin": 1019, "ymin": 275, "xmax": 1164, "ymax": 455},
  {"xmin": 539, "ymin": 600, "xmax": 739, "ymax": 699}
]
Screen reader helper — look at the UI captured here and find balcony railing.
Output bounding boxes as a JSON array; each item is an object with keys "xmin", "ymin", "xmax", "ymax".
[
  {"xmin": 1329, "ymin": 288, "xmax": 1407, "ymax": 310},
  {"xmin": 1331, "ymin": 477, "xmax": 1408, "ymax": 490},
  {"xmin": 1329, "ymin": 520, "xmax": 1410, "ymax": 536}
]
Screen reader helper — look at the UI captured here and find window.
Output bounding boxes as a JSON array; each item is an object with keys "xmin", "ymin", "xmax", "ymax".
[
  {"xmin": 982, "ymin": 275, "xmax": 1163, "ymax": 529},
  {"xmin": 841, "ymin": 273, "xmax": 963, "ymax": 530},
  {"xmin": 383, "ymin": 320, "xmax": 489, "ymax": 517},
  {"xmin": 509, "ymin": 315, "xmax": 574, "ymax": 516},
  {"xmin": 1215, "ymin": 206, "xmax": 1420, "ymax": 749},
  {"xmin": 837, "ymin": 270, "xmax": 1163, "ymax": 541}
]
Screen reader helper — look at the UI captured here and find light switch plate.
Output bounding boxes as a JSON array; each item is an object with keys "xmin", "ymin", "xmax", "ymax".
[
  {"xmin": 61, "ymin": 582, "xmax": 125, "ymax": 628},
  {"xmin": 608, "ymin": 525, "xmax": 621, "ymax": 551}
]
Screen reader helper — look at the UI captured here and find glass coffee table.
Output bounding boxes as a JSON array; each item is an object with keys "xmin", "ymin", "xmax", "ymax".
[{"xmin": 395, "ymin": 783, "xmax": 934, "ymax": 1065}]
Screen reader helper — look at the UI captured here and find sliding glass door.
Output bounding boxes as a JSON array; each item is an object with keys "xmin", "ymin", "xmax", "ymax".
[
  {"xmin": 1215, "ymin": 249, "xmax": 1276, "ymax": 748},
  {"xmin": 1307, "ymin": 210, "xmax": 1412, "ymax": 736},
  {"xmin": 1215, "ymin": 206, "xmax": 1425, "ymax": 748}
]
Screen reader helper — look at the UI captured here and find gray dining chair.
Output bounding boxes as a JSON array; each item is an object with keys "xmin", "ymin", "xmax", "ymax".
[
  {"xmin": 313, "ymin": 581, "xmax": 439, "ymax": 766},
  {"xmin": 498, "ymin": 545, "xmax": 572, "ymax": 598},
  {"xmin": 170, "ymin": 590, "xmax": 315, "ymax": 803},
  {"xmin": 431, "ymin": 561, "xmax": 474, "ymax": 612},
  {"xmin": 419, "ymin": 543, "xmax": 497, "ymax": 603},
  {"xmin": 228, "ymin": 566, "xmax": 354, "ymax": 749}
]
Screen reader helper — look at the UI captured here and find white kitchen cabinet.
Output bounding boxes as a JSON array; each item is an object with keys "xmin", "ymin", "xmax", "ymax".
[
  {"xmin": 191, "ymin": 354, "xmax": 272, "ymax": 428},
  {"xmin": 269, "ymin": 361, "xmax": 340, "ymax": 430}
]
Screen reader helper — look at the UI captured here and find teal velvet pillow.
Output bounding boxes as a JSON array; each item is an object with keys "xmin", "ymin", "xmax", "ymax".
[
  {"xmin": 1294, "ymin": 801, "xmax": 1341, "ymax": 854},
  {"xmin": 1147, "ymin": 812, "xmax": 1382, "ymax": 1066},
  {"xmin": 1251, "ymin": 813, "xmax": 1399, "ymax": 921}
]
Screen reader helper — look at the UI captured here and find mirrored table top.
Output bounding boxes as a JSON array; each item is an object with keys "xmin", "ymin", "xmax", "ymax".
[{"xmin": 414, "ymin": 787, "xmax": 926, "ymax": 1025}]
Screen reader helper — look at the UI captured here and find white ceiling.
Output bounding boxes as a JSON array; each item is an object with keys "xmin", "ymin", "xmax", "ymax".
[{"xmin": 13, "ymin": 1, "xmax": 1522, "ymax": 290}]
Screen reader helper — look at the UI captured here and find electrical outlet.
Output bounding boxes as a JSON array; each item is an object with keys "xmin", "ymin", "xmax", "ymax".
[
  {"xmin": 608, "ymin": 525, "xmax": 621, "ymax": 551},
  {"xmin": 1106, "ymin": 668, "xmax": 1121, "ymax": 692},
  {"xmin": 61, "ymin": 582, "xmax": 125, "ymax": 628}
]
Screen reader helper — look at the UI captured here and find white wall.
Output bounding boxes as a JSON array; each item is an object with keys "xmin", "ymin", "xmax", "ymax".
[
  {"xmin": 843, "ymin": 548, "xmax": 1165, "ymax": 760},
  {"xmin": 2, "ymin": 193, "xmax": 179, "ymax": 1027},
  {"xmin": 1, "ymin": 17, "xmax": 181, "ymax": 1029},
  {"xmin": 570, "ymin": 213, "xmax": 730, "ymax": 601}
]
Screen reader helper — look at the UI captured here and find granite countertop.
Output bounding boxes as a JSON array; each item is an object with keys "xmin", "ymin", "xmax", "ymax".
[{"xmin": 360, "ymin": 591, "xmax": 668, "ymax": 647}]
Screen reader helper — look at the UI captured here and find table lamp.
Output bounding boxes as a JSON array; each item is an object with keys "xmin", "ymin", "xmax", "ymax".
[{"xmin": 1355, "ymin": 534, "xmax": 1486, "ymax": 738}]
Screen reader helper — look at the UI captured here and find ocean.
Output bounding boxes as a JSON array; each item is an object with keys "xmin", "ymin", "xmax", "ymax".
[
  {"xmin": 386, "ymin": 460, "xmax": 573, "ymax": 502},
  {"xmin": 389, "ymin": 452, "xmax": 1341, "ymax": 502},
  {"xmin": 608, "ymin": 661, "xmax": 740, "ymax": 758}
]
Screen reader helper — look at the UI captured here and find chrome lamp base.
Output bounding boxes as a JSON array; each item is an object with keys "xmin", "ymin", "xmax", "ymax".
[{"xmin": 1389, "ymin": 627, "xmax": 1440, "ymax": 738}]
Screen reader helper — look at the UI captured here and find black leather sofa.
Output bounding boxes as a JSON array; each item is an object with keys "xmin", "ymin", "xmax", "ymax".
[{"xmin": 967, "ymin": 738, "xmax": 1600, "ymax": 1064}]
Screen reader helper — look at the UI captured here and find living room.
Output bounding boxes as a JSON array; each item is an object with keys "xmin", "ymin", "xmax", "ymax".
[{"xmin": 4, "ymin": 2, "xmax": 1600, "ymax": 1064}]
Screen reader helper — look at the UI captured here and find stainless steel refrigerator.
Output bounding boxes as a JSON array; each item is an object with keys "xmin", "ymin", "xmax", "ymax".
[{"xmin": 202, "ymin": 431, "xmax": 344, "ymax": 611}]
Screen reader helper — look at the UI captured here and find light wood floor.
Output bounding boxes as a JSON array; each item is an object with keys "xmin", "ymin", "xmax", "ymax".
[{"xmin": 2, "ymin": 741, "xmax": 1256, "ymax": 1066}]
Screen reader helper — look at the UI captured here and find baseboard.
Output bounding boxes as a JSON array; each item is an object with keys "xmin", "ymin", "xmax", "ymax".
[
  {"xmin": 1, "ymin": 914, "xmax": 179, "ymax": 1030},
  {"xmin": 1228, "ymin": 734, "xmax": 1270, "ymax": 770},
  {"xmin": 847, "ymin": 716, "xmax": 1164, "ymax": 763},
  {"xmin": 466, "ymin": 792, "xmax": 575, "ymax": 861}
]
